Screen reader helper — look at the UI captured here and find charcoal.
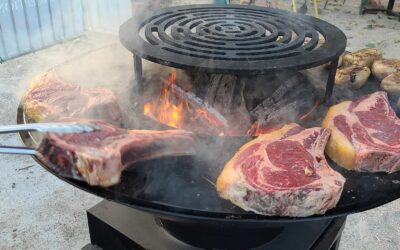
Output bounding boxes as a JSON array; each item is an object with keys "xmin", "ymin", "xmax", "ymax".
[
  {"xmin": 205, "ymin": 74, "xmax": 251, "ymax": 134},
  {"xmin": 250, "ymin": 73, "xmax": 323, "ymax": 127}
]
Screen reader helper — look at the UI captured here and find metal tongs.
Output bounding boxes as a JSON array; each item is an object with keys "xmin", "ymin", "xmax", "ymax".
[{"xmin": 0, "ymin": 123, "xmax": 100, "ymax": 155}]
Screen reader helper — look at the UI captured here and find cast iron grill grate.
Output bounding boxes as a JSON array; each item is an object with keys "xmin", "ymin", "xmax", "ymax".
[{"xmin": 120, "ymin": 4, "xmax": 346, "ymax": 75}]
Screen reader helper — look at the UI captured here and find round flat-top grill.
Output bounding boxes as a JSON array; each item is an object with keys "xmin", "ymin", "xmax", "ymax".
[
  {"xmin": 12, "ymin": 12, "xmax": 400, "ymax": 231},
  {"xmin": 119, "ymin": 4, "xmax": 347, "ymax": 100}
]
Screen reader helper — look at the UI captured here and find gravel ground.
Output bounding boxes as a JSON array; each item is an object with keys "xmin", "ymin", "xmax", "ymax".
[{"xmin": 0, "ymin": 1, "xmax": 400, "ymax": 249}]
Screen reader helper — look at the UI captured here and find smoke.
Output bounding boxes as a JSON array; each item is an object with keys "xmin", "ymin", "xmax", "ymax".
[{"xmin": 113, "ymin": 135, "xmax": 252, "ymax": 213}]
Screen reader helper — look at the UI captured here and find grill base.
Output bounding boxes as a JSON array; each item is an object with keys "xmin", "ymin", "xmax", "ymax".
[{"xmin": 87, "ymin": 200, "xmax": 346, "ymax": 250}]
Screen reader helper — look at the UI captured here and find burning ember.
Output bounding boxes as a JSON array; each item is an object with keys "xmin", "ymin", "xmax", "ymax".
[
  {"xmin": 247, "ymin": 97, "xmax": 323, "ymax": 136},
  {"xmin": 144, "ymin": 69, "xmax": 324, "ymax": 136},
  {"xmin": 299, "ymin": 97, "xmax": 323, "ymax": 121},
  {"xmin": 144, "ymin": 70, "xmax": 227, "ymax": 135},
  {"xmin": 247, "ymin": 123, "xmax": 284, "ymax": 136},
  {"xmin": 144, "ymin": 69, "xmax": 324, "ymax": 137}
]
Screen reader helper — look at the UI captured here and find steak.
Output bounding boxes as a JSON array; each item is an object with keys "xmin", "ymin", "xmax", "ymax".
[
  {"xmin": 323, "ymin": 91, "xmax": 400, "ymax": 173},
  {"xmin": 38, "ymin": 120, "xmax": 196, "ymax": 187},
  {"xmin": 24, "ymin": 72, "xmax": 122, "ymax": 125},
  {"xmin": 216, "ymin": 124, "xmax": 345, "ymax": 217}
]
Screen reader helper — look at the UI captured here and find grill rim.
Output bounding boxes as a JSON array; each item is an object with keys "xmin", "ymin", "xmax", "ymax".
[{"xmin": 17, "ymin": 101, "xmax": 400, "ymax": 223}]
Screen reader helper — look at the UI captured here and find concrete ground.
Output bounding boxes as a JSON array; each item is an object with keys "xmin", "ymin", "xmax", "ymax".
[{"xmin": 0, "ymin": 1, "xmax": 400, "ymax": 249}]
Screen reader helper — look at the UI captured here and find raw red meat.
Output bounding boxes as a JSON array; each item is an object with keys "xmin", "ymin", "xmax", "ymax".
[
  {"xmin": 38, "ymin": 120, "xmax": 196, "ymax": 187},
  {"xmin": 216, "ymin": 124, "xmax": 345, "ymax": 217},
  {"xmin": 24, "ymin": 72, "xmax": 122, "ymax": 125},
  {"xmin": 323, "ymin": 91, "xmax": 400, "ymax": 172}
]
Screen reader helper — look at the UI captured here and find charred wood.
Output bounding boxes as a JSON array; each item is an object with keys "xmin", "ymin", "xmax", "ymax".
[
  {"xmin": 203, "ymin": 74, "xmax": 251, "ymax": 135},
  {"xmin": 164, "ymin": 81, "xmax": 228, "ymax": 134},
  {"xmin": 250, "ymin": 73, "xmax": 323, "ymax": 128},
  {"xmin": 242, "ymin": 72, "xmax": 296, "ymax": 111}
]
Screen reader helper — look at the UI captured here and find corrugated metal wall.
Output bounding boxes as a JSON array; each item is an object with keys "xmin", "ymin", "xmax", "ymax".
[
  {"xmin": 0, "ymin": 0, "xmax": 132, "ymax": 62},
  {"xmin": 84, "ymin": 0, "xmax": 132, "ymax": 33}
]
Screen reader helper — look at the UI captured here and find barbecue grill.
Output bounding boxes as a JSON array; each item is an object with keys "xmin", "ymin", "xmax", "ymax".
[{"xmin": 14, "ymin": 4, "xmax": 400, "ymax": 250}]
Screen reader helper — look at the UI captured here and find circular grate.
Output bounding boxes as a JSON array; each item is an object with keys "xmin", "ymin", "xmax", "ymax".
[{"xmin": 120, "ymin": 5, "xmax": 347, "ymax": 74}]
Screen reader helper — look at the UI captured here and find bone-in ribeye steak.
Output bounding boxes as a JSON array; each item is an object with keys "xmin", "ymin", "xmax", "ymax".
[
  {"xmin": 323, "ymin": 91, "xmax": 400, "ymax": 172},
  {"xmin": 24, "ymin": 72, "xmax": 122, "ymax": 125},
  {"xmin": 216, "ymin": 124, "xmax": 345, "ymax": 217},
  {"xmin": 38, "ymin": 120, "xmax": 196, "ymax": 187}
]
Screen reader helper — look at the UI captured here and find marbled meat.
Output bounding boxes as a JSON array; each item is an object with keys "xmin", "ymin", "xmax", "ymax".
[
  {"xmin": 38, "ymin": 120, "xmax": 196, "ymax": 187},
  {"xmin": 323, "ymin": 91, "xmax": 400, "ymax": 172},
  {"xmin": 216, "ymin": 124, "xmax": 345, "ymax": 217}
]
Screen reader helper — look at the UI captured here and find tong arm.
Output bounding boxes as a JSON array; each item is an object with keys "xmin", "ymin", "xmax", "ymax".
[
  {"xmin": 0, "ymin": 146, "xmax": 36, "ymax": 155},
  {"xmin": 0, "ymin": 123, "xmax": 99, "ymax": 134}
]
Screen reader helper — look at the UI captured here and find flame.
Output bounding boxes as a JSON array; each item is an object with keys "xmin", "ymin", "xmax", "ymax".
[
  {"xmin": 193, "ymin": 109, "xmax": 221, "ymax": 128},
  {"xmin": 143, "ymin": 69, "xmax": 225, "ymax": 134},
  {"xmin": 299, "ymin": 97, "xmax": 323, "ymax": 121},
  {"xmin": 144, "ymin": 103, "xmax": 153, "ymax": 116},
  {"xmin": 144, "ymin": 69, "xmax": 184, "ymax": 129},
  {"xmin": 247, "ymin": 123, "xmax": 283, "ymax": 136}
]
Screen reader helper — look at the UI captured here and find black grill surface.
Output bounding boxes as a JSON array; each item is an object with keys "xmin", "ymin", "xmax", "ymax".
[{"xmin": 120, "ymin": 4, "xmax": 346, "ymax": 74}]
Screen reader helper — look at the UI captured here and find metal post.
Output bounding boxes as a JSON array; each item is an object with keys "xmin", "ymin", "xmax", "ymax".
[
  {"xmin": 387, "ymin": 0, "xmax": 395, "ymax": 14},
  {"xmin": 134, "ymin": 55, "xmax": 144, "ymax": 92},
  {"xmin": 387, "ymin": 0, "xmax": 395, "ymax": 9},
  {"xmin": 324, "ymin": 58, "xmax": 339, "ymax": 104}
]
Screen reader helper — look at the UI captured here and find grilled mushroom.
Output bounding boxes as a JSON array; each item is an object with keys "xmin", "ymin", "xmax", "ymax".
[
  {"xmin": 372, "ymin": 59, "xmax": 400, "ymax": 80},
  {"xmin": 381, "ymin": 72, "xmax": 400, "ymax": 96},
  {"xmin": 343, "ymin": 48, "xmax": 383, "ymax": 68},
  {"xmin": 335, "ymin": 65, "xmax": 371, "ymax": 89}
]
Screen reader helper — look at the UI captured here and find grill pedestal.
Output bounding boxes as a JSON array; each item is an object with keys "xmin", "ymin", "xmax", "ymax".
[{"xmin": 87, "ymin": 200, "xmax": 346, "ymax": 250}]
